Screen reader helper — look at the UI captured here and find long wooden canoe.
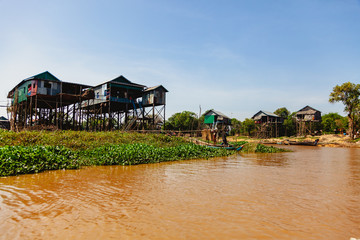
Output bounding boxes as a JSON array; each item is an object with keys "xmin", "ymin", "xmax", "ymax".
[{"xmin": 287, "ymin": 139, "xmax": 319, "ymax": 146}]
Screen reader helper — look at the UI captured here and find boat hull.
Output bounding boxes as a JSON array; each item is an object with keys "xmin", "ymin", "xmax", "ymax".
[{"xmin": 288, "ymin": 139, "xmax": 319, "ymax": 146}]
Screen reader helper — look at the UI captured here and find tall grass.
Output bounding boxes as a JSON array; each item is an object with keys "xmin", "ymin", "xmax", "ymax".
[
  {"xmin": 0, "ymin": 130, "xmax": 188, "ymax": 150},
  {"xmin": 0, "ymin": 130, "xmax": 288, "ymax": 177}
]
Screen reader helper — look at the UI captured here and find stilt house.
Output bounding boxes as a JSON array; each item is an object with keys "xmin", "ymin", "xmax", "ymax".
[
  {"xmin": 204, "ymin": 110, "xmax": 231, "ymax": 129},
  {"xmin": 7, "ymin": 71, "xmax": 91, "ymax": 130},
  {"xmin": 142, "ymin": 85, "xmax": 168, "ymax": 127},
  {"xmin": 81, "ymin": 76, "xmax": 167, "ymax": 130},
  {"xmin": 202, "ymin": 110, "xmax": 231, "ymax": 142},
  {"xmin": 295, "ymin": 106, "xmax": 321, "ymax": 136},
  {"xmin": 252, "ymin": 110, "xmax": 283, "ymax": 138},
  {"xmin": 7, "ymin": 71, "xmax": 168, "ymax": 131}
]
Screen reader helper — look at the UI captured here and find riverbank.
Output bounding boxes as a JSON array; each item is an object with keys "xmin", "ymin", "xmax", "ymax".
[
  {"xmin": 0, "ymin": 130, "xmax": 236, "ymax": 177},
  {"xmin": 0, "ymin": 130, "xmax": 290, "ymax": 177},
  {"xmin": 229, "ymin": 134, "xmax": 360, "ymax": 148}
]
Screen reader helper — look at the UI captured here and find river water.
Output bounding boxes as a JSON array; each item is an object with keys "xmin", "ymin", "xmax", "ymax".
[{"xmin": 1, "ymin": 146, "xmax": 360, "ymax": 240}]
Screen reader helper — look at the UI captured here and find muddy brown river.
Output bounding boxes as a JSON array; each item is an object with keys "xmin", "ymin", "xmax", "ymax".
[{"xmin": 1, "ymin": 146, "xmax": 360, "ymax": 239}]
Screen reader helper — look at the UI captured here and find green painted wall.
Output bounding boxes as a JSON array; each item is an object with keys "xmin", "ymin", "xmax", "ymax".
[
  {"xmin": 16, "ymin": 81, "xmax": 31, "ymax": 103},
  {"xmin": 204, "ymin": 115, "xmax": 215, "ymax": 124}
]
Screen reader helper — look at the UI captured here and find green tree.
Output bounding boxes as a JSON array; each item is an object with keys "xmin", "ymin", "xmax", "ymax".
[
  {"xmin": 229, "ymin": 118, "xmax": 241, "ymax": 136},
  {"xmin": 321, "ymin": 113, "xmax": 347, "ymax": 133},
  {"xmin": 329, "ymin": 82, "xmax": 360, "ymax": 139},
  {"xmin": 283, "ymin": 112, "xmax": 296, "ymax": 137},
  {"xmin": 242, "ymin": 118, "xmax": 255, "ymax": 136},
  {"xmin": 274, "ymin": 107, "xmax": 290, "ymax": 119},
  {"xmin": 274, "ymin": 107, "xmax": 292, "ymax": 136},
  {"xmin": 164, "ymin": 111, "xmax": 199, "ymax": 131}
]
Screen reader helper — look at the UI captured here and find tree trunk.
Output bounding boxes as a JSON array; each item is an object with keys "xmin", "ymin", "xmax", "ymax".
[{"xmin": 348, "ymin": 113, "xmax": 354, "ymax": 139}]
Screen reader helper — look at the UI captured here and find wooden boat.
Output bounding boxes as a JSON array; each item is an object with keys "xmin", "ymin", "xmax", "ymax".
[{"xmin": 287, "ymin": 139, "xmax": 319, "ymax": 146}]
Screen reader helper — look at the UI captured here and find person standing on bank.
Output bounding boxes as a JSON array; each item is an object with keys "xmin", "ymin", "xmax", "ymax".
[{"xmin": 222, "ymin": 127, "xmax": 228, "ymax": 146}]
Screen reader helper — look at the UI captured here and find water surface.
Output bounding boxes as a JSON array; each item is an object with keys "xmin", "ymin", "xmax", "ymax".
[{"xmin": 1, "ymin": 146, "xmax": 360, "ymax": 239}]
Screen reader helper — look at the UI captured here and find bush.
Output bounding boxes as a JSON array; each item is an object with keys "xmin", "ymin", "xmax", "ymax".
[
  {"xmin": 0, "ymin": 146, "xmax": 80, "ymax": 176},
  {"xmin": 82, "ymin": 143, "xmax": 233, "ymax": 166}
]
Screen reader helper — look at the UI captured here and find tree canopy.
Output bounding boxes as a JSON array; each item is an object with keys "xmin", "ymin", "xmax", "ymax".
[
  {"xmin": 242, "ymin": 118, "xmax": 255, "ymax": 136},
  {"xmin": 329, "ymin": 82, "xmax": 360, "ymax": 139},
  {"xmin": 322, "ymin": 112, "xmax": 347, "ymax": 133},
  {"xmin": 274, "ymin": 107, "xmax": 290, "ymax": 119},
  {"xmin": 164, "ymin": 111, "xmax": 200, "ymax": 131},
  {"xmin": 230, "ymin": 118, "xmax": 241, "ymax": 135}
]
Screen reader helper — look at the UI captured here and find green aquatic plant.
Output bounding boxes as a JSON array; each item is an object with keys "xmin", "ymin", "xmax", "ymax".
[
  {"xmin": 0, "ymin": 142, "xmax": 233, "ymax": 176},
  {"xmin": 0, "ymin": 146, "xmax": 80, "ymax": 176},
  {"xmin": 240, "ymin": 142, "xmax": 288, "ymax": 153},
  {"xmin": 229, "ymin": 141, "xmax": 248, "ymax": 147},
  {"xmin": 0, "ymin": 131, "xmax": 288, "ymax": 177},
  {"xmin": 254, "ymin": 143, "xmax": 288, "ymax": 153},
  {"xmin": 81, "ymin": 143, "xmax": 233, "ymax": 166}
]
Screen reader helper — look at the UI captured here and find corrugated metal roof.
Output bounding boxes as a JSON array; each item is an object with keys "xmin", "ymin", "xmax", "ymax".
[
  {"xmin": 296, "ymin": 105, "xmax": 321, "ymax": 115},
  {"xmin": 94, "ymin": 75, "xmax": 146, "ymax": 89},
  {"xmin": 204, "ymin": 109, "xmax": 230, "ymax": 119},
  {"xmin": 296, "ymin": 110, "xmax": 317, "ymax": 115},
  {"xmin": 24, "ymin": 71, "xmax": 61, "ymax": 82},
  {"xmin": 8, "ymin": 71, "xmax": 62, "ymax": 98},
  {"xmin": 252, "ymin": 110, "xmax": 280, "ymax": 120},
  {"xmin": 144, "ymin": 85, "xmax": 169, "ymax": 92}
]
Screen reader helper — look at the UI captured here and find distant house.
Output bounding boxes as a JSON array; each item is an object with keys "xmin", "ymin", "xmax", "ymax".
[
  {"xmin": 0, "ymin": 116, "xmax": 10, "ymax": 130},
  {"xmin": 252, "ymin": 111, "xmax": 282, "ymax": 138},
  {"xmin": 295, "ymin": 105, "xmax": 321, "ymax": 122},
  {"xmin": 204, "ymin": 110, "xmax": 231, "ymax": 128},
  {"xmin": 252, "ymin": 110, "xmax": 283, "ymax": 124},
  {"xmin": 295, "ymin": 106, "xmax": 321, "ymax": 136},
  {"xmin": 142, "ymin": 85, "xmax": 168, "ymax": 107}
]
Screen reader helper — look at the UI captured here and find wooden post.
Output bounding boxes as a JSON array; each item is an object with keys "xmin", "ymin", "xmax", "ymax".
[
  {"xmin": 60, "ymin": 90, "xmax": 63, "ymax": 130},
  {"xmin": 108, "ymin": 85, "xmax": 111, "ymax": 131},
  {"xmin": 152, "ymin": 102, "xmax": 155, "ymax": 129},
  {"xmin": 34, "ymin": 95, "xmax": 38, "ymax": 127},
  {"xmin": 117, "ymin": 111, "xmax": 120, "ymax": 130},
  {"xmin": 79, "ymin": 87, "xmax": 82, "ymax": 130},
  {"xmin": 93, "ymin": 100, "xmax": 96, "ymax": 131},
  {"xmin": 66, "ymin": 105, "xmax": 69, "ymax": 129},
  {"xmin": 163, "ymin": 103, "xmax": 166, "ymax": 130},
  {"xmin": 29, "ymin": 96, "xmax": 33, "ymax": 126},
  {"xmin": 86, "ymin": 99, "xmax": 89, "ymax": 131},
  {"xmin": 72, "ymin": 103, "xmax": 76, "ymax": 129}
]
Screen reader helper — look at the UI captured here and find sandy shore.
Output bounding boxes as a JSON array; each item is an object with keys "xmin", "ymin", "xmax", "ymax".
[{"xmin": 229, "ymin": 134, "xmax": 360, "ymax": 148}]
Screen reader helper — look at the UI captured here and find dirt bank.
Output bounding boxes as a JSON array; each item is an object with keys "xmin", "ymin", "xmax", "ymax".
[{"xmin": 229, "ymin": 134, "xmax": 360, "ymax": 148}]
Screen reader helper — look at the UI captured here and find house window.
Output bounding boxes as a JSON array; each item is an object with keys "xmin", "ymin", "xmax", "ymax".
[{"xmin": 44, "ymin": 82, "xmax": 51, "ymax": 88}]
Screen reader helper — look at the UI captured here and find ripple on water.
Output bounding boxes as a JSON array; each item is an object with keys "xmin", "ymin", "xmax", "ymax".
[{"xmin": 0, "ymin": 147, "xmax": 360, "ymax": 239}]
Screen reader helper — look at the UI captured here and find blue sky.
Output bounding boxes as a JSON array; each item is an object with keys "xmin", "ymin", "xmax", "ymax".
[{"xmin": 1, "ymin": 0, "xmax": 360, "ymax": 120}]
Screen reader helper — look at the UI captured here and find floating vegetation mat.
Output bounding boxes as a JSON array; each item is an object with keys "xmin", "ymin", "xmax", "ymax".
[
  {"xmin": 241, "ymin": 142, "xmax": 289, "ymax": 153},
  {"xmin": 0, "ymin": 143, "xmax": 233, "ymax": 177}
]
